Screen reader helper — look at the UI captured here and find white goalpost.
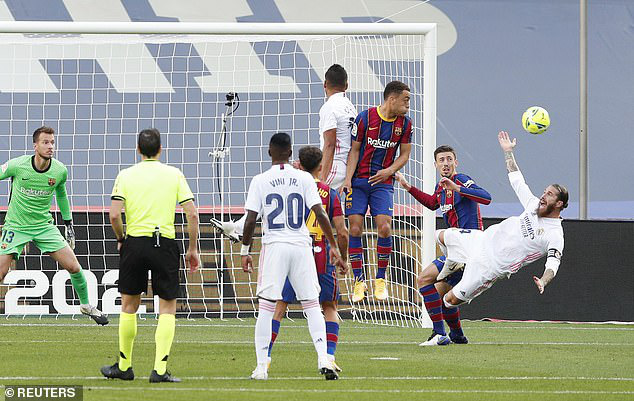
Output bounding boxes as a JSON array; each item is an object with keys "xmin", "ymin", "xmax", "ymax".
[{"xmin": 0, "ymin": 22, "xmax": 436, "ymax": 327}]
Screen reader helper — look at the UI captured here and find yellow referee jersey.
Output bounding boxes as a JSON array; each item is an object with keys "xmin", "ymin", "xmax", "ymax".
[{"xmin": 111, "ymin": 159, "xmax": 194, "ymax": 239}]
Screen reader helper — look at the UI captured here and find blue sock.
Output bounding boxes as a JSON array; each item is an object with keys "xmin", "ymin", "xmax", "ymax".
[
  {"xmin": 419, "ymin": 285, "xmax": 446, "ymax": 335},
  {"xmin": 442, "ymin": 305, "xmax": 464, "ymax": 337},
  {"xmin": 325, "ymin": 321, "xmax": 339, "ymax": 356},
  {"xmin": 268, "ymin": 319, "xmax": 281, "ymax": 357},
  {"xmin": 376, "ymin": 236, "xmax": 392, "ymax": 279}
]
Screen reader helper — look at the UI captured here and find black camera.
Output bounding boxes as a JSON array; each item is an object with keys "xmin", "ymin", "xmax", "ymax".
[{"xmin": 225, "ymin": 92, "xmax": 237, "ymax": 106}]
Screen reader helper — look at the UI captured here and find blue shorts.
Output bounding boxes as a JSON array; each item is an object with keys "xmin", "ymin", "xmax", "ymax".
[
  {"xmin": 432, "ymin": 256, "xmax": 463, "ymax": 288},
  {"xmin": 282, "ymin": 264, "xmax": 339, "ymax": 304},
  {"xmin": 345, "ymin": 178, "xmax": 394, "ymax": 217}
]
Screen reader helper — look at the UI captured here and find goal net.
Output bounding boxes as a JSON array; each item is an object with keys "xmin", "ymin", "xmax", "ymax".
[{"xmin": 0, "ymin": 22, "xmax": 436, "ymax": 328}]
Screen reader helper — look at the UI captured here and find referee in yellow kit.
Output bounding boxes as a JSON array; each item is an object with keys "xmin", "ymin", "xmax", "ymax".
[{"xmin": 101, "ymin": 128, "xmax": 200, "ymax": 383}]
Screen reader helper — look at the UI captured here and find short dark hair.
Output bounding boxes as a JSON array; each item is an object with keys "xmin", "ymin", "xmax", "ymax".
[
  {"xmin": 552, "ymin": 183, "xmax": 569, "ymax": 210},
  {"xmin": 434, "ymin": 145, "xmax": 456, "ymax": 161},
  {"xmin": 298, "ymin": 146, "xmax": 323, "ymax": 173},
  {"xmin": 33, "ymin": 126, "xmax": 55, "ymax": 143},
  {"xmin": 138, "ymin": 128, "xmax": 161, "ymax": 158},
  {"xmin": 269, "ymin": 132, "xmax": 292, "ymax": 152},
  {"xmin": 383, "ymin": 81, "xmax": 410, "ymax": 100},
  {"xmin": 325, "ymin": 64, "xmax": 348, "ymax": 90}
]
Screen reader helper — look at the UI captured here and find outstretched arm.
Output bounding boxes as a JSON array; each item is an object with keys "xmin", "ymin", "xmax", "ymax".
[
  {"xmin": 498, "ymin": 131, "xmax": 538, "ymax": 209},
  {"xmin": 498, "ymin": 131, "xmax": 519, "ymax": 173},
  {"xmin": 395, "ymin": 172, "xmax": 438, "ymax": 210}
]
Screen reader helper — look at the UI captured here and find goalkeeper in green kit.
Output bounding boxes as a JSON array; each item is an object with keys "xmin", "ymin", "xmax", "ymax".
[{"xmin": 0, "ymin": 126, "xmax": 108, "ymax": 325}]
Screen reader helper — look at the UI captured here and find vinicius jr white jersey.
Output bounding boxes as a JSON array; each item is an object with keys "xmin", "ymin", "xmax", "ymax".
[
  {"xmin": 244, "ymin": 164, "xmax": 322, "ymax": 246},
  {"xmin": 484, "ymin": 171, "xmax": 564, "ymax": 275}
]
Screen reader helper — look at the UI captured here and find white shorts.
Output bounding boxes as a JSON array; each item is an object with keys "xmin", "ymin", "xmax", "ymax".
[
  {"xmin": 443, "ymin": 228, "xmax": 500, "ymax": 303},
  {"xmin": 257, "ymin": 242, "xmax": 321, "ymax": 301},
  {"xmin": 324, "ymin": 159, "xmax": 346, "ymax": 191}
]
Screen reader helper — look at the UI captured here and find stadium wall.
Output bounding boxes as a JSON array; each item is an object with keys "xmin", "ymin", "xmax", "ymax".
[
  {"xmin": 1, "ymin": 212, "xmax": 631, "ymax": 322},
  {"xmin": 456, "ymin": 218, "xmax": 634, "ymax": 323}
]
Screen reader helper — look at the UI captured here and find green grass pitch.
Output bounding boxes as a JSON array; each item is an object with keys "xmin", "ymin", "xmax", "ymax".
[{"xmin": 1, "ymin": 317, "xmax": 633, "ymax": 401}]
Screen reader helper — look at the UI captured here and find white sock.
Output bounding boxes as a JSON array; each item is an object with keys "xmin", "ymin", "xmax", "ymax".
[
  {"xmin": 301, "ymin": 299, "xmax": 328, "ymax": 359},
  {"xmin": 254, "ymin": 299, "xmax": 276, "ymax": 365},
  {"xmin": 234, "ymin": 214, "xmax": 247, "ymax": 237},
  {"xmin": 235, "ymin": 213, "xmax": 262, "ymax": 237}
]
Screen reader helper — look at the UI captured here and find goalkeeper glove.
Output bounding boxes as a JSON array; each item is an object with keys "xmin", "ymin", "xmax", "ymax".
[{"xmin": 64, "ymin": 221, "xmax": 76, "ymax": 250}]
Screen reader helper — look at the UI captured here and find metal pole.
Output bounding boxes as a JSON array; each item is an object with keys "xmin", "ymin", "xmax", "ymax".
[
  {"xmin": 580, "ymin": 0, "xmax": 588, "ymax": 219},
  {"xmin": 218, "ymin": 111, "xmax": 226, "ymax": 320},
  {"xmin": 209, "ymin": 99, "xmax": 233, "ymax": 320},
  {"xmin": 422, "ymin": 26, "xmax": 437, "ymax": 268},
  {"xmin": 0, "ymin": 21, "xmax": 437, "ymax": 35}
]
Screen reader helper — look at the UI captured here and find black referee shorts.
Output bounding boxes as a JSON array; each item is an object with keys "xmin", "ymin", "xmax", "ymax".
[{"xmin": 118, "ymin": 236, "xmax": 181, "ymax": 300}]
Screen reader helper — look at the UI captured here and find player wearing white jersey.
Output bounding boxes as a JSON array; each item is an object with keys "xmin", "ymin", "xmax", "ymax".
[
  {"xmin": 241, "ymin": 133, "xmax": 344, "ymax": 381},
  {"xmin": 318, "ymin": 64, "xmax": 357, "ymax": 190},
  {"xmin": 211, "ymin": 64, "xmax": 355, "ymax": 241},
  {"xmin": 437, "ymin": 131, "xmax": 567, "ymax": 308}
]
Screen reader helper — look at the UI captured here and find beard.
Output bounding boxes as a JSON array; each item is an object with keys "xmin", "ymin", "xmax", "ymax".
[{"xmin": 537, "ymin": 202, "xmax": 556, "ymax": 217}]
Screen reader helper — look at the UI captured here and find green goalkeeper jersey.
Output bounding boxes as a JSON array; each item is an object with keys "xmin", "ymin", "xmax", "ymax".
[{"xmin": 0, "ymin": 155, "xmax": 72, "ymax": 229}]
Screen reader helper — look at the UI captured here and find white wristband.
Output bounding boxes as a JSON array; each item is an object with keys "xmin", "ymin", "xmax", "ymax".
[{"xmin": 240, "ymin": 244, "xmax": 250, "ymax": 256}]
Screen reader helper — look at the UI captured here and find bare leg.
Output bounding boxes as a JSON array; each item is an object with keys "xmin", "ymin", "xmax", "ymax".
[
  {"xmin": 121, "ymin": 294, "xmax": 142, "ymax": 314},
  {"xmin": 0, "ymin": 254, "xmax": 14, "ymax": 282},
  {"xmin": 49, "ymin": 245, "xmax": 81, "ymax": 273},
  {"xmin": 443, "ymin": 290, "xmax": 465, "ymax": 307}
]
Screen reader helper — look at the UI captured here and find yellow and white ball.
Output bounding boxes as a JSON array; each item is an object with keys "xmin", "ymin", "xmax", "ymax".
[{"xmin": 522, "ymin": 106, "xmax": 550, "ymax": 135}]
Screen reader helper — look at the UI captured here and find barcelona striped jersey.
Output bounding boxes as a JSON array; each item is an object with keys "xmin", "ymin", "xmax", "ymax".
[
  {"xmin": 408, "ymin": 173, "xmax": 491, "ymax": 229},
  {"xmin": 352, "ymin": 107, "xmax": 413, "ymax": 185},
  {"xmin": 306, "ymin": 179, "xmax": 343, "ymax": 274}
]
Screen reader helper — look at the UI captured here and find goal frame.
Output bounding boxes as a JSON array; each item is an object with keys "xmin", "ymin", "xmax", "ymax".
[{"xmin": 0, "ymin": 21, "xmax": 437, "ymax": 320}]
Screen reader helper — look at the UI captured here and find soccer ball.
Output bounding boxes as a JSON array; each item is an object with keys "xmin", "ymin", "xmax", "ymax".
[{"xmin": 521, "ymin": 106, "xmax": 550, "ymax": 134}]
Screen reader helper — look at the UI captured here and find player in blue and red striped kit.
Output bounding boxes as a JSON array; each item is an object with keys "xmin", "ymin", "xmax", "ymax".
[
  {"xmin": 341, "ymin": 81, "xmax": 413, "ymax": 302},
  {"xmin": 395, "ymin": 145, "xmax": 491, "ymax": 346}
]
